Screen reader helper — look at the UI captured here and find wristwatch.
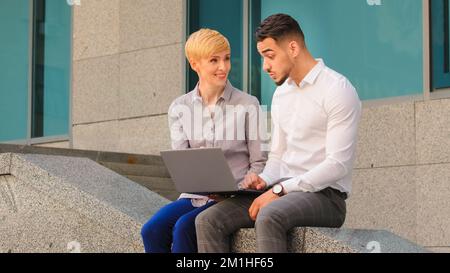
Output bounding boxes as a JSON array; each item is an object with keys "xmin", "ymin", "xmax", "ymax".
[{"xmin": 272, "ymin": 184, "xmax": 284, "ymax": 197}]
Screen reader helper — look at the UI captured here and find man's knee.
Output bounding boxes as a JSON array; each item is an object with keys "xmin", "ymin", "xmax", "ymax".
[
  {"xmin": 195, "ymin": 207, "xmax": 221, "ymax": 229},
  {"xmin": 255, "ymin": 205, "xmax": 284, "ymax": 227}
]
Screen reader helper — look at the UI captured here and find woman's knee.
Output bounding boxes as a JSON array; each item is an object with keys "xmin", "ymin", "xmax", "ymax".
[
  {"xmin": 141, "ymin": 217, "xmax": 170, "ymax": 239},
  {"xmin": 173, "ymin": 214, "xmax": 196, "ymax": 236}
]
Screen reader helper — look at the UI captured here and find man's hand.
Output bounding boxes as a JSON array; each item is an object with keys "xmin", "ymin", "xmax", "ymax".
[
  {"xmin": 248, "ymin": 190, "xmax": 279, "ymax": 221},
  {"xmin": 240, "ymin": 173, "xmax": 267, "ymax": 190}
]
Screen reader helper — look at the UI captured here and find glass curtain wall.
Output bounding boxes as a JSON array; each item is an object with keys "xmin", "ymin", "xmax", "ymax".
[
  {"xmin": 187, "ymin": 0, "xmax": 243, "ymax": 92},
  {"xmin": 250, "ymin": 0, "xmax": 423, "ymax": 107},
  {"xmin": 0, "ymin": 0, "xmax": 31, "ymax": 142},
  {"xmin": 431, "ymin": 0, "xmax": 450, "ymax": 90},
  {"xmin": 0, "ymin": 0, "xmax": 71, "ymax": 143}
]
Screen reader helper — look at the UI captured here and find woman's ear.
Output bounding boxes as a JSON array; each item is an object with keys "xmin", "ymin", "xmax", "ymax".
[{"xmin": 189, "ymin": 58, "xmax": 198, "ymax": 73}]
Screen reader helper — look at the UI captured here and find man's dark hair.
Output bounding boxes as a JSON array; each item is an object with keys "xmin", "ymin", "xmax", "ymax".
[{"xmin": 255, "ymin": 13, "xmax": 305, "ymax": 44}]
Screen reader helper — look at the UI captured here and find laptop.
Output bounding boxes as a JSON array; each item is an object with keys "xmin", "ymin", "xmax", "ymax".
[{"xmin": 160, "ymin": 148, "xmax": 265, "ymax": 196}]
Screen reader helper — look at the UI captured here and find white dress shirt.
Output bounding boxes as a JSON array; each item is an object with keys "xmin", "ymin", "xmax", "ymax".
[{"xmin": 259, "ymin": 59, "xmax": 361, "ymax": 195}]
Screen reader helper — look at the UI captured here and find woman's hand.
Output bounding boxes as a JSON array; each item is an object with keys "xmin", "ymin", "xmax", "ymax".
[
  {"xmin": 207, "ymin": 194, "xmax": 227, "ymax": 202},
  {"xmin": 239, "ymin": 173, "xmax": 267, "ymax": 190}
]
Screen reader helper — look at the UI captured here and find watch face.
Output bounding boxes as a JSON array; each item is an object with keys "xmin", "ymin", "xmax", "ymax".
[{"xmin": 273, "ymin": 184, "xmax": 282, "ymax": 194}]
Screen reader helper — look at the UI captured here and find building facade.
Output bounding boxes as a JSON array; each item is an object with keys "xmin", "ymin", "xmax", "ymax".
[{"xmin": 1, "ymin": 0, "xmax": 449, "ymax": 252}]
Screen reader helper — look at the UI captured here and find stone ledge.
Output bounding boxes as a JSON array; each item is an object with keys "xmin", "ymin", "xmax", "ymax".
[
  {"xmin": 0, "ymin": 150, "xmax": 431, "ymax": 253},
  {"xmin": 0, "ymin": 152, "xmax": 169, "ymax": 253},
  {"xmin": 0, "ymin": 144, "xmax": 165, "ymax": 166},
  {"xmin": 232, "ymin": 227, "xmax": 430, "ymax": 253},
  {"xmin": 0, "ymin": 153, "xmax": 11, "ymax": 175}
]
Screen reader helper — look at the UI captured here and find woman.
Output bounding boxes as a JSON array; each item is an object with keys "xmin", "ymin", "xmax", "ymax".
[{"xmin": 141, "ymin": 28, "xmax": 266, "ymax": 253}]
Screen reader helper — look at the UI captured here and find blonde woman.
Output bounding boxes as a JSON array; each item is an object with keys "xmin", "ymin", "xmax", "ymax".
[{"xmin": 140, "ymin": 29, "xmax": 267, "ymax": 253}]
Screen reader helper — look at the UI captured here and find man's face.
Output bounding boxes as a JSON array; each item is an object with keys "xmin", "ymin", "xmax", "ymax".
[{"xmin": 257, "ymin": 38, "xmax": 294, "ymax": 86}]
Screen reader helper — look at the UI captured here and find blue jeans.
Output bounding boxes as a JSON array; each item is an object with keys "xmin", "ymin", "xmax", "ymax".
[{"xmin": 141, "ymin": 198, "xmax": 216, "ymax": 253}]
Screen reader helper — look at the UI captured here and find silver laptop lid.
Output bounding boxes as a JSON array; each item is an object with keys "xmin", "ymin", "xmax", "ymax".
[{"xmin": 160, "ymin": 148, "xmax": 238, "ymax": 194}]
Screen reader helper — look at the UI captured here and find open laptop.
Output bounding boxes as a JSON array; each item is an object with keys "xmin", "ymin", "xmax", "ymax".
[{"xmin": 160, "ymin": 148, "xmax": 264, "ymax": 196}]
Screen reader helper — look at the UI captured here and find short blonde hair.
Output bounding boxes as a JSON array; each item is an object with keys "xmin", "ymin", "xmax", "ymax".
[{"xmin": 185, "ymin": 28, "xmax": 230, "ymax": 62}]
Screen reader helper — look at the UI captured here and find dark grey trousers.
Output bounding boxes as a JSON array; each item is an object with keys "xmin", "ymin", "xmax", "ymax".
[{"xmin": 195, "ymin": 187, "xmax": 347, "ymax": 253}]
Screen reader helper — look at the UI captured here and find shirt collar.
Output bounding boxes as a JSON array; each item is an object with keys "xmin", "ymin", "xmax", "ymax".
[
  {"xmin": 192, "ymin": 84, "xmax": 202, "ymax": 103},
  {"xmin": 191, "ymin": 80, "xmax": 233, "ymax": 103},
  {"xmin": 287, "ymin": 58, "xmax": 325, "ymax": 88}
]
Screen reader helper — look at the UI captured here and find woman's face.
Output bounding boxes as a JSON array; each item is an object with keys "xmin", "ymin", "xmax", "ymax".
[{"xmin": 193, "ymin": 50, "xmax": 231, "ymax": 88}]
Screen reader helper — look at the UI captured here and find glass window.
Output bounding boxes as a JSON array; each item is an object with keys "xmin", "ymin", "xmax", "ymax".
[
  {"xmin": 187, "ymin": 0, "xmax": 243, "ymax": 91},
  {"xmin": 0, "ymin": 0, "xmax": 31, "ymax": 142},
  {"xmin": 0, "ymin": 0, "xmax": 71, "ymax": 143},
  {"xmin": 250, "ymin": 0, "xmax": 424, "ymax": 107},
  {"xmin": 431, "ymin": 0, "xmax": 450, "ymax": 90},
  {"xmin": 32, "ymin": 0, "xmax": 71, "ymax": 138}
]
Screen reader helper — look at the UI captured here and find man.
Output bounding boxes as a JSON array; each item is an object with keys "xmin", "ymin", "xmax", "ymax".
[{"xmin": 195, "ymin": 13, "xmax": 362, "ymax": 253}]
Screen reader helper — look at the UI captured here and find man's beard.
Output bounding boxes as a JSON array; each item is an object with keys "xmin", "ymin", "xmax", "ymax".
[{"xmin": 275, "ymin": 74, "xmax": 289, "ymax": 86}]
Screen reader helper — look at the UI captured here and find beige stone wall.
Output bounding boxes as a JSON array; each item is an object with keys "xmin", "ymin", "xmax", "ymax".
[
  {"xmin": 72, "ymin": 0, "xmax": 184, "ymax": 155},
  {"xmin": 345, "ymin": 98, "xmax": 450, "ymax": 251}
]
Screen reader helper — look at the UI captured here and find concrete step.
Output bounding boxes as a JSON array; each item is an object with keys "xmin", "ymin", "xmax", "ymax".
[
  {"xmin": 232, "ymin": 227, "xmax": 430, "ymax": 253},
  {"xmin": 0, "ymin": 143, "xmax": 178, "ymax": 200},
  {"xmin": 151, "ymin": 190, "xmax": 180, "ymax": 201},
  {"xmin": 100, "ymin": 162, "xmax": 170, "ymax": 178},
  {"xmin": 126, "ymin": 176, "xmax": 176, "ymax": 191},
  {"xmin": 97, "ymin": 152, "xmax": 165, "ymax": 166},
  {"xmin": 125, "ymin": 176, "xmax": 179, "ymax": 201},
  {"xmin": 0, "ymin": 143, "xmax": 165, "ymax": 166},
  {"xmin": 0, "ymin": 153, "xmax": 170, "ymax": 252}
]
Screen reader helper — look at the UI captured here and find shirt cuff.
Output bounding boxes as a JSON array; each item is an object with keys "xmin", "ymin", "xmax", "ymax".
[
  {"xmin": 259, "ymin": 173, "xmax": 276, "ymax": 188},
  {"xmin": 280, "ymin": 176, "xmax": 316, "ymax": 194}
]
